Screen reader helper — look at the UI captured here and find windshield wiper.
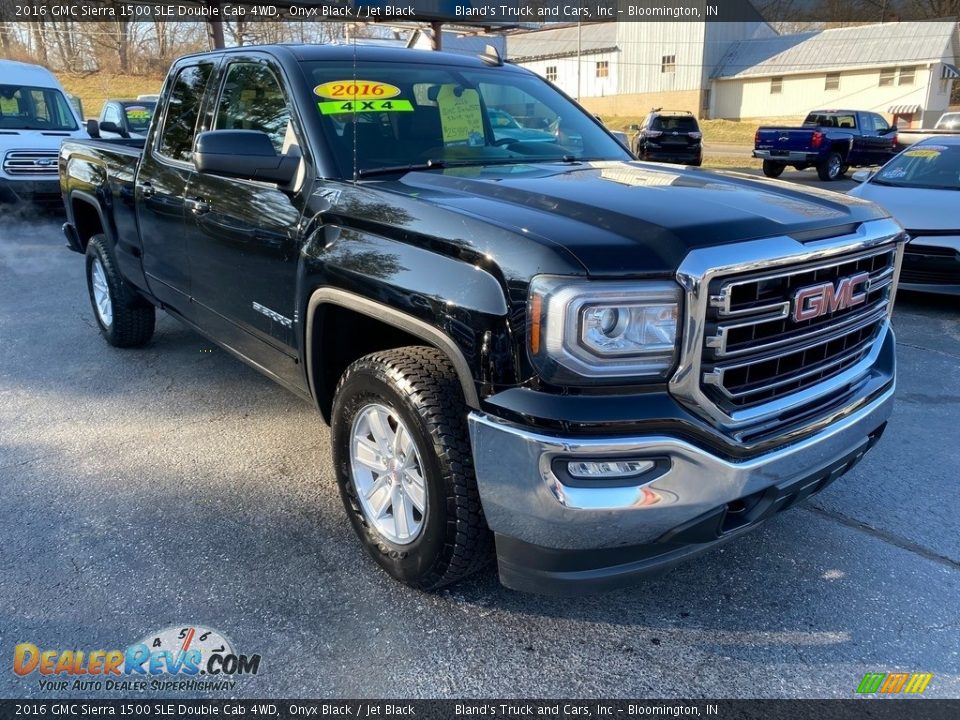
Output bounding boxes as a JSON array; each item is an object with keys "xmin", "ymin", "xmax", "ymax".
[
  {"xmin": 357, "ymin": 160, "xmax": 448, "ymax": 178},
  {"xmin": 357, "ymin": 156, "xmax": 610, "ymax": 178}
]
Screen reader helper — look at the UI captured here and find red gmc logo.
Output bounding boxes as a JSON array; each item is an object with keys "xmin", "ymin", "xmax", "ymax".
[{"xmin": 792, "ymin": 272, "xmax": 870, "ymax": 322}]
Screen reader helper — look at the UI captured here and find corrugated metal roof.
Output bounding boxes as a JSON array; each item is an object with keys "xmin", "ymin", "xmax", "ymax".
[
  {"xmin": 714, "ymin": 21, "xmax": 958, "ymax": 79},
  {"xmin": 507, "ymin": 23, "xmax": 619, "ymax": 62}
]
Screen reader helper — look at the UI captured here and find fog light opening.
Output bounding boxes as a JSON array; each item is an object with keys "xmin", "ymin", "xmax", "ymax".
[{"xmin": 566, "ymin": 459, "xmax": 656, "ymax": 480}]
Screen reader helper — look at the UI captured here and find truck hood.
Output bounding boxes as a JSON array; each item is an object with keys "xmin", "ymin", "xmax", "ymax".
[
  {"xmin": 386, "ymin": 161, "xmax": 889, "ymax": 275},
  {"xmin": 0, "ymin": 129, "xmax": 86, "ymax": 144}
]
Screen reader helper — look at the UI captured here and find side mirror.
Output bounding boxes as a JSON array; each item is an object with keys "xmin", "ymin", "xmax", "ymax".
[
  {"xmin": 86, "ymin": 119, "xmax": 101, "ymax": 139},
  {"xmin": 629, "ymin": 124, "xmax": 642, "ymax": 132},
  {"xmin": 852, "ymin": 169, "xmax": 874, "ymax": 183},
  {"xmin": 99, "ymin": 120, "xmax": 128, "ymax": 138},
  {"xmin": 195, "ymin": 130, "xmax": 298, "ymax": 185}
]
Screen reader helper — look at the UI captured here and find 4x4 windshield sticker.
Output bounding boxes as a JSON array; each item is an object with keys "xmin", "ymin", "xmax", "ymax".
[
  {"xmin": 436, "ymin": 85, "xmax": 484, "ymax": 147},
  {"xmin": 314, "ymin": 81, "xmax": 401, "ymax": 100},
  {"xmin": 317, "ymin": 99, "xmax": 413, "ymax": 115}
]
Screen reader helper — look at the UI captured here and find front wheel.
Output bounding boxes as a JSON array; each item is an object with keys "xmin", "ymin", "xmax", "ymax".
[
  {"xmin": 762, "ymin": 160, "xmax": 785, "ymax": 178},
  {"xmin": 817, "ymin": 152, "xmax": 845, "ymax": 181},
  {"xmin": 85, "ymin": 235, "xmax": 155, "ymax": 347},
  {"xmin": 331, "ymin": 347, "xmax": 492, "ymax": 590}
]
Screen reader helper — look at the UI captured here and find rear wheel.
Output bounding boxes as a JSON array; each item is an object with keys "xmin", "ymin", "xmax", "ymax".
[
  {"xmin": 331, "ymin": 347, "xmax": 492, "ymax": 590},
  {"xmin": 85, "ymin": 235, "xmax": 155, "ymax": 347},
  {"xmin": 762, "ymin": 160, "xmax": 785, "ymax": 178},
  {"xmin": 817, "ymin": 152, "xmax": 844, "ymax": 181}
]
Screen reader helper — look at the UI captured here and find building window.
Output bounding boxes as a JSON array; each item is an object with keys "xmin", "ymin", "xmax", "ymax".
[
  {"xmin": 545, "ymin": 66, "xmax": 557, "ymax": 82},
  {"xmin": 825, "ymin": 73, "xmax": 840, "ymax": 90},
  {"xmin": 596, "ymin": 61, "xmax": 609, "ymax": 79},
  {"xmin": 898, "ymin": 67, "xmax": 916, "ymax": 85},
  {"xmin": 661, "ymin": 55, "xmax": 676, "ymax": 74},
  {"xmin": 879, "ymin": 68, "xmax": 896, "ymax": 86},
  {"xmin": 770, "ymin": 77, "xmax": 783, "ymax": 94}
]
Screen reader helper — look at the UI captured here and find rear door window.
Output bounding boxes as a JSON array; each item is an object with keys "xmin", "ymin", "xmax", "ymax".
[{"xmin": 156, "ymin": 63, "xmax": 215, "ymax": 163}]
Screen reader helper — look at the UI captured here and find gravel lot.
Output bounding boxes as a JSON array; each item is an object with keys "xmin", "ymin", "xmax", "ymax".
[{"xmin": 1, "ymin": 197, "xmax": 958, "ymax": 700}]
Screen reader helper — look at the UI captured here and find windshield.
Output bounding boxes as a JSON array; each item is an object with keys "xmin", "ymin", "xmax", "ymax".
[
  {"xmin": 873, "ymin": 144, "xmax": 960, "ymax": 190},
  {"xmin": 303, "ymin": 62, "xmax": 630, "ymax": 176},
  {"xmin": 0, "ymin": 84, "xmax": 78, "ymax": 131},
  {"xmin": 935, "ymin": 113, "xmax": 960, "ymax": 129},
  {"xmin": 122, "ymin": 102, "xmax": 156, "ymax": 133}
]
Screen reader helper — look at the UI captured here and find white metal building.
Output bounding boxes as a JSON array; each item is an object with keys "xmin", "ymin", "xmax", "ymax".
[
  {"xmin": 508, "ymin": 19, "xmax": 777, "ymax": 116},
  {"xmin": 508, "ymin": 19, "xmax": 959, "ymax": 125},
  {"xmin": 711, "ymin": 21, "xmax": 960, "ymax": 126}
]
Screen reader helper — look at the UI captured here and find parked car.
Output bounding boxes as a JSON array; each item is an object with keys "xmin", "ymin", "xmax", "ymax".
[
  {"xmin": 935, "ymin": 112, "xmax": 960, "ymax": 130},
  {"xmin": 630, "ymin": 109, "xmax": 702, "ymax": 166},
  {"xmin": 61, "ymin": 44, "xmax": 903, "ymax": 594},
  {"xmin": 609, "ymin": 129, "xmax": 630, "ymax": 150},
  {"xmin": 0, "ymin": 59, "xmax": 87, "ymax": 205},
  {"xmin": 849, "ymin": 137, "xmax": 960, "ymax": 295},
  {"xmin": 487, "ymin": 108, "xmax": 554, "ymax": 143},
  {"xmin": 96, "ymin": 99, "xmax": 157, "ymax": 139},
  {"xmin": 754, "ymin": 109, "xmax": 898, "ymax": 181}
]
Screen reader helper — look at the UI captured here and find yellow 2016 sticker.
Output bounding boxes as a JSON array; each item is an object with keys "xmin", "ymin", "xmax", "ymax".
[
  {"xmin": 903, "ymin": 149, "xmax": 941, "ymax": 158},
  {"xmin": 318, "ymin": 99, "xmax": 414, "ymax": 115},
  {"xmin": 314, "ymin": 80, "xmax": 401, "ymax": 101}
]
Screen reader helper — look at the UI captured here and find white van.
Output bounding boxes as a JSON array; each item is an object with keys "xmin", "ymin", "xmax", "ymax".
[{"xmin": 0, "ymin": 60, "xmax": 87, "ymax": 205}]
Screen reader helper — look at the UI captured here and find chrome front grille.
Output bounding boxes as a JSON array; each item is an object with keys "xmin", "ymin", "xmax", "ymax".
[
  {"xmin": 701, "ymin": 246, "xmax": 897, "ymax": 411},
  {"xmin": 670, "ymin": 218, "xmax": 905, "ymax": 438},
  {"xmin": 3, "ymin": 150, "xmax": 59, "ymax": 176}
]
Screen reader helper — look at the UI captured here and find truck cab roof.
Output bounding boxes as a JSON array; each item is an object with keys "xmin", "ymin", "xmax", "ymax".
[{"xmin": 177, "ymin": 43, "xmax": 519, "ymax": 71}]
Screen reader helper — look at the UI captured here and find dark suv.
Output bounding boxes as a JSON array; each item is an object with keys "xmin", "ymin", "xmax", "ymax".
[{"xmin": 631, "ymin": 109, "xmax": 703, "ymax": 166}]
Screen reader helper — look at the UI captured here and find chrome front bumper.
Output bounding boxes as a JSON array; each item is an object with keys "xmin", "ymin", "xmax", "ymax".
[{"xmin": 468, "ymin": 382, "xmax": 893, "ymax": 591}]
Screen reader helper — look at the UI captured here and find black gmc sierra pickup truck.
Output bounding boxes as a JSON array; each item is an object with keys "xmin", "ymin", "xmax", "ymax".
[{"xmin": 60, "ymin": 44, "xmax": 905, "ymax": 594}]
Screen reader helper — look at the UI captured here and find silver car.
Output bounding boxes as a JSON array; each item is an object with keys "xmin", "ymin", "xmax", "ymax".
[{"xmin": 849, "ymin": 136, "xmax": 960, "ymax": 294}]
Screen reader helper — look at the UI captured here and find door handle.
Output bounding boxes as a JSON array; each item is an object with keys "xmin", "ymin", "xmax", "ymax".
[
  {"xmin": 136, "ymin": 181, "xmax": 155, "ymax": 198},
  {"xmin": 185, "ymin": 196, "xmax": 211, "ymax": 215}
]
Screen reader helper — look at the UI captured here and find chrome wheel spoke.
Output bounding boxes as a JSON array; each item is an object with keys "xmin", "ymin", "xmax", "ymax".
[
  {"xmin": 392, "ymin": 484, "xmax": 410, "ymax": 539},
  {"xmin": 403, "ymin": 467, "xmax": 426, "ymax": 512},
  {"xmin": 366, "ymin": 407, "xmax": 394, "ymax": 454}
]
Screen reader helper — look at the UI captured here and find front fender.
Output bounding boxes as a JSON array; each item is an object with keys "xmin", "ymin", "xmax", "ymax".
[{"xmin": 299, "ymin": 225, "xmax": 519, "ymax": 415}]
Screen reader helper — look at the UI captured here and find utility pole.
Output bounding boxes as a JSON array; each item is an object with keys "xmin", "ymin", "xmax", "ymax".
[{"xmin": 576, "ymin": 20, "xmax": 582, "ymax": 101}]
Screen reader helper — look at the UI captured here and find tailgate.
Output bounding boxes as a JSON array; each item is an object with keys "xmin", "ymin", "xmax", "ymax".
[{"xmin": 755, "ymin": 128, "xmax": 815, "ymax": 154}]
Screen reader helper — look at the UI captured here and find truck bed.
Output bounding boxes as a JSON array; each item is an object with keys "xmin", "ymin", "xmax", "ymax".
[{"xmin": 60, "ymin": 137, "xmax": 147, "ymax": 290}]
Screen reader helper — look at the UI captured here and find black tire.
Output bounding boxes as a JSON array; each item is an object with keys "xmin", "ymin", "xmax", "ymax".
[
  {"xmin": 817, "ymin": 152, "xmax": 844, "ymax": 181},
  {"xmin": 85, "ymin": 234, "xmax": 155, "ymax": 347},
  {"xmin": 839, "ymin": 165, "xmax": 850, "ymax": 178},
  {"xmin": 762, "ymin": 160, "xmax": 785, "ymax": 178},
  {"xmin": 331, "ymin": 347, "xmax": 492, "ymax": 590}
]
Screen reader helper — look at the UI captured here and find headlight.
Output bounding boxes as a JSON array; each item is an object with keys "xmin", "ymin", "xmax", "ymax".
[{"xmin": 528, "ymin": 277, "xmax": 682, "ymax": 383}]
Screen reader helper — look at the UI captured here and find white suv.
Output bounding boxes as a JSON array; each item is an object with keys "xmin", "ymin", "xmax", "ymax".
[{"xmin": 0, "ymin": 60, "xmax": 87, "ymax": 205}]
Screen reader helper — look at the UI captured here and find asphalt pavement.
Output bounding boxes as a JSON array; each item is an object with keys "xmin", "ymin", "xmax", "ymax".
[{"xmin": 1, "ymin": 198, "xmax": 958, "ymax": 700}]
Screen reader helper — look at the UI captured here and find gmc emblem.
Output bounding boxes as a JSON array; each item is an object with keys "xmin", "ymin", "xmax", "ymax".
[{"xmin": 792, "ymin": 272, "xmax": 870, "ymax": 322}]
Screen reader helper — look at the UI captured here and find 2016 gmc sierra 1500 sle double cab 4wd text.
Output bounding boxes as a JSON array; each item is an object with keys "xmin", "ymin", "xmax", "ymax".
[{"xmin": 60, "ymin": 45, "xmax": 905, "ymax": 594}]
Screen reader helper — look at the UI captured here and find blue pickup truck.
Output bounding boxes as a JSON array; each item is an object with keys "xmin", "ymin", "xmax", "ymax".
[{"xmin": 754, "ymin": 110, "xmax": 898, "ymax": 181}]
